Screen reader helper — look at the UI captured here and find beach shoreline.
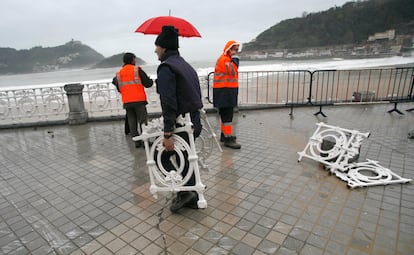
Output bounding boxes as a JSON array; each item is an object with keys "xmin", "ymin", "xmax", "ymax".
[{"xmin": 1, "ymin": 56, "xmax": 414, "ymax": 90}]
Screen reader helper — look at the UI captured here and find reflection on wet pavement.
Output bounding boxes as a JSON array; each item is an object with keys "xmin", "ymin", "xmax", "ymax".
[{"xmin": 0, "ymin": 103, "xmax": 413, "ymax": 254}]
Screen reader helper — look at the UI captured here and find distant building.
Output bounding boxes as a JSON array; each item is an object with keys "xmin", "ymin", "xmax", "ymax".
[
  {"xmin": 244, "ymin": 51, "xmax": 268, "ymax": 60},
  {"xmin": 269, "ymin": 51, "xmax": 284, "ymax": 58},
  {"xmin": 240, "ymin": 29, "xmax": 410, "ymax": 60},
  {"xmin": 390, "ymin": 45, "xmax": 402, "ymax": 55},
  {"xmin": 368, "ymin": 30, "xmax": 395, "ymax": 41}
]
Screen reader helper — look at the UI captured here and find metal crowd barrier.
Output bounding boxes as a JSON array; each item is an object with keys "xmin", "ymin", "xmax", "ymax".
[
  {"xmin": 0, "ymin": 67, "xmax": 413, "ymax": 128},
  {"xmin": 206, "ymin": 66, "xmax": 414, "ymax": 116}
]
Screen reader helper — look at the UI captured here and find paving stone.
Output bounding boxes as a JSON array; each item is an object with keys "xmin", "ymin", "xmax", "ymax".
[{"xmin": 0, "ymin": 104, "xmax": 413, "ymax": 254}]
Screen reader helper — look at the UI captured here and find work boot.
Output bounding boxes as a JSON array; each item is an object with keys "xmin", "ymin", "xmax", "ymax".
[
  {"xmin": 170, "ymin": 192, "xmax": 196, "ymax": 213},
  {"xmin": 184, "ymin": 191, "xmax": 199, "ymax": 209},
  {"xmin": 135, "ymin": 140, "xmax": 144, "ymax": 148},
  {"xmin": 220, "ymin": 133, "xmax": 237, "ymax": 142},
  {"xmin": 224, "ymin": 136, "xmax": 241, "ymax": 149}
]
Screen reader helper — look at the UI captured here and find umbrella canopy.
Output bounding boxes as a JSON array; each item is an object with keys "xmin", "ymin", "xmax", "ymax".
[{"xmin": 135, "ymin": 16, "xmax": 201, "ymax": 38}]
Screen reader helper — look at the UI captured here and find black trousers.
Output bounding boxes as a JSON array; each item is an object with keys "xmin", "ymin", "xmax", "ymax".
[
  {"xmin": 157, "ymin": 111, "xmax": 202, "ymax": 193},
  {"xmin": 124, "ymin": 115, "xmax": 130, "ymax": 135},
  {"xmin": 160, "ymin": 145, "xmax": 195, "ymax": 187},
  {"xmin": 125, "ymin": 103, "xmax": 148, "ymax": 137},
  {"xmin": 218, "ymin": 107, "xmax": 234, "ymax": 123}
]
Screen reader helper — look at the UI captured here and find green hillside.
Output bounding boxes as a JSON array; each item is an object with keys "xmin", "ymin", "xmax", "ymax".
[
  {"xmin": 0, "ymin": 40, "xmax": 104, "ymax": 74},
  {"xmin": 242, "ymin": 0, "xmax": 414, "ymax": 52}
]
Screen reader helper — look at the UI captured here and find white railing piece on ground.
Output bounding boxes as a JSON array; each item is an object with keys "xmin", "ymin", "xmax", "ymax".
[
  {"xmin": 298, "ymin": 122, "xmax": 370, "ymax": 172},
  {"xmin": 298, "ymin": 122, "xmax": 412, "ymax": 188},
  {"xmin": 334, "ymin": 159, "xmax": 412, "ymax": 188},
  {"xmin": 133, "ymin": 112, "xmax": 214, "ymax": 209}
]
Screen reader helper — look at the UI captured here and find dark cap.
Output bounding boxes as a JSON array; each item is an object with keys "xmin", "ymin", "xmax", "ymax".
[
  {"xmin": 123, "ymin": 52, "xmax": 135, "ymax": 65},
  {"xmin": 155, "ymin": 26, "xmax": 179, "ymax": 50}
]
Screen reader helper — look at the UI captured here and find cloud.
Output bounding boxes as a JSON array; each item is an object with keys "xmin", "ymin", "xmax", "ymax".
[{"xmin": 0, "ymin": 0, "xmax": 351, "ymax": 62}]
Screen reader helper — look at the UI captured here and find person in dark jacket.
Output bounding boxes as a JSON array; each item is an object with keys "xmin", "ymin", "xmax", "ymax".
[
  {"xmin": 154, "ymin": 25, "xmax": 203, "ymax": 213},
  {"xmin": 115, "ymin": 53, "xmax": 153, "ymax": 147}
]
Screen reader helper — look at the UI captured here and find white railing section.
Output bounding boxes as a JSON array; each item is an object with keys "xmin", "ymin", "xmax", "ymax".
[
  {"xmin": 1, "ymin": 67, "xmax": 413, "ymax": 127},
  {"xmin": 82, "ymin": 77, "xmax": 211, "ymax": 118},
  {"xmin": 132, "ymin": 113, "xmax": 208, "ymax": 208},
  {"xmin": 298, "ymin": 122, "xmax": 412, "ymax": 188},
  {"xmin": 0, "ymin": 86, "xmax": 68, "ymax": 126}
]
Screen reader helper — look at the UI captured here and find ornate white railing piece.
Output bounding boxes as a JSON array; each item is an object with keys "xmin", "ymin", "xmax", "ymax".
[
  {"xmin": 298, "ymin": 122, "xmax": 412, "ymax": 188},
  {"xmin": 197, "ymin": 109, "xmax": 222, "ymax": 169},
  {"xmin": 0, "ymin": 87, "xmax": 68, "ymax": 124},
  {"xmin": 298, "ymin": 122, "xmax": 370, "ymax": 172},
  {"xmin": 334, "ymin": 159, "xmax": 412, "ymax": 188},
  {"xmin": 132, "ymin": 113, "xmax": 209, "ymax": 208}
]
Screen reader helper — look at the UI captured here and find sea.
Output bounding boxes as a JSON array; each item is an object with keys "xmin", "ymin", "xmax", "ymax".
[{"xmin": 0, "ymin": 56, "xmax": 413, "ymax": 90}]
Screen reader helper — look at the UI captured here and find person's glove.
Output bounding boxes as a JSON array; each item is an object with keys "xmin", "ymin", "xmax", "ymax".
[{"xmin": 231, "ymin": 55, "xmax": 240, "ymax": 67}]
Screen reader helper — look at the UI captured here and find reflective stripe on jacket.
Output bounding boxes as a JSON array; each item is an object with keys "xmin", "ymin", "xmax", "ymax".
[
  {"xmin": 213, "ymin": 54, "xmax": 238, "ymax": 89},
  {"xmin": 116, "ymin": 65, "xmax": 147, "ymax": 103}
]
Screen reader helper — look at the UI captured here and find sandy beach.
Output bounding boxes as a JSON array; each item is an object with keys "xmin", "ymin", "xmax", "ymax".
[{"xmin": 233, "ymin": 67, "xmax": 414, "ymax": 106}]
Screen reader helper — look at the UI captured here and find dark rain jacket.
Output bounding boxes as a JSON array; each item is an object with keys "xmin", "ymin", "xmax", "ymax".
[{"xmin": 156, "ymin": 50, "xmax": 203, "ymax": 134}]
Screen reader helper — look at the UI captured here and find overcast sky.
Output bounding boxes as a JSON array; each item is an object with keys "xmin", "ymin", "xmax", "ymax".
[{"xmin": 0, "ymin": 0, "xmax": 351, "ymax": 64}]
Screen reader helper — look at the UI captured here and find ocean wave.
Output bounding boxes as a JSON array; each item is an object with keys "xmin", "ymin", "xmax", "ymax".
[{"xmin": 1, "ymin": 56, "xmax": 413, "ymax": 90}]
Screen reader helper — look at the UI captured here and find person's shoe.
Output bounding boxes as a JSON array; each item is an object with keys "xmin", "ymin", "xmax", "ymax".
[
  {"xmin": 220, "ymin": 133, "xmax": 237, "ymax": 142},
  {"xmin": 172, "ymin": 192, "xmax": 199, "ymax": 209},
  {"xmin": 135, "ymin": 141, "xmax": 144, "ymax": 148},
  {"xmin": 184, "ymin": 202, "xmax": 199, "ymax": 209},
  {"xmin": 184, "ymin": 191, "xmax": 199, "ymax": 209},
  {"xmin": 224, "ymin": 136, "xmax": 241, "ymax": 149},
  {"xmin": 170, "ymin": 192, "xmax": 196, "ymax": 213}
]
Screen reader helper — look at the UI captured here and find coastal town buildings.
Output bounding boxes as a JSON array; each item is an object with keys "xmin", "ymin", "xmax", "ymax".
[{"xmin": 240, "ymin": 29, "xmax": 414, "ymax": 60}]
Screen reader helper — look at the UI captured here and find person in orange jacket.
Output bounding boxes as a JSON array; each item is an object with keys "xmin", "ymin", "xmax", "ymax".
[
  {"xmin": 213, "ymin": 40, "xmax": 241, "ymax": 149},
  {"xmin": 115, "ymin": 52, "xmax": 153, "ymax": 147}
]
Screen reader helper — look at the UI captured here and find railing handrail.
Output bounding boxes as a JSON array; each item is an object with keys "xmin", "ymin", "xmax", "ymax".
[{"xmin": 1, "ymin": 66, "xmax": 413, "ymax": 128}]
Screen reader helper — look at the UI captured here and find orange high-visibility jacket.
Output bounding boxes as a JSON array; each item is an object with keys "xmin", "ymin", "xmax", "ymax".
[
  {"xmin": 213, "ymin": 41, "xmax": 239, "ymax": 89},
  {"xmin": 116, "ymin": 65, "xmax": 147, "ymax": 103}
]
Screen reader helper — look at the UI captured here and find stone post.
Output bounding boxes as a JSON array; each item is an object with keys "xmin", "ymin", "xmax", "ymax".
[{"xmin": 64, "ymin": 83, "xmax": 88, "ymax": 125}]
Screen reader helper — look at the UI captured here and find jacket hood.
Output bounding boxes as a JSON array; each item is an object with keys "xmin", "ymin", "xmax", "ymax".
[{"xmin": 223, "ymin": 40, "xmax": 239, "ymax": 54}]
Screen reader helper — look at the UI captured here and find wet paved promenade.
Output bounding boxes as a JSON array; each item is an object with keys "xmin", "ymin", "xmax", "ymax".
[{"xmin": 0, "ymin": 103, "xmax": 413, "ymax": 255}]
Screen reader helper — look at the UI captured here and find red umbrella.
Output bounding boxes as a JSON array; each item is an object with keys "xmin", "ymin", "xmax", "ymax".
[{"xmin": 135, "ymin": 16, "xmax": 201, "ymax": 38}]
